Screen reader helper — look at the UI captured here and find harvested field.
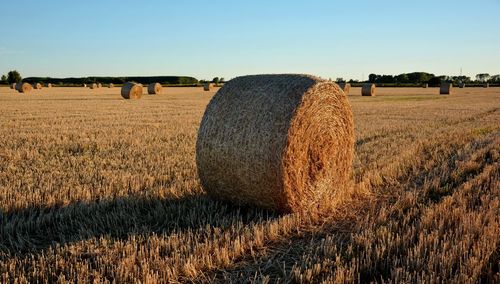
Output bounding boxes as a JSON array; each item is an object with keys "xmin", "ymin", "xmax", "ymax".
[{"xmin": 0, "ymin": 86, "xmax": 498, "ymax": 282}]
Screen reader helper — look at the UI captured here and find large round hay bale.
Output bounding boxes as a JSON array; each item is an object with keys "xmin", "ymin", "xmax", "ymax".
[
  {"xmin": 108, "ymin": 83, "xmax": 114, "ymax": 88},
  {"xmin": 33, "ymin": 83, "xmax": 42, "ymax": 90},
  {"xmin": 16, "ymin": 82, "xmax": 33, "ymax": 93},
  {"xmin": 203, "ymin": 82, "xmax": 212, "ymax": 91},
  {"xmin": 121, "ymin": 82, "xmax": 143, "ymax": 99},
  {"xmin": 361, "ymin": 83, "xmax": 375, "ymax": 96},
  {"xmin": 338, "ymin": 82, "xmax": 351, "ymax": 94},
  {"xmin": 90, "ymin": 83, "xmax": 97, "ymax": 89},
  {"xmin": 440, "ymin": 82, "xmax": 453, "ymax": 95},
  {"xmin": 483, "ymin": 82, "xmax": 489, "ymax": 88},
  {"xmin": 196, "ymin": 74, "xmax": 354, "ymax": 213},
  {"xmin": 148, "ymin": 83, "xmax": 162, "ymax": 95}
]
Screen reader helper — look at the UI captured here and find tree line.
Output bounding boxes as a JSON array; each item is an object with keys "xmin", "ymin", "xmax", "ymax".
[
  {"xmin": 0, "ymin": 71, "xmax": 225, "ymax": 86},
  {"xmin": 336, "ymin": 72, "xmax": 500, "ymax": 87},
  {"xmin": 2, "ymin": 70, "xmax": 498, "ymax": 87}
]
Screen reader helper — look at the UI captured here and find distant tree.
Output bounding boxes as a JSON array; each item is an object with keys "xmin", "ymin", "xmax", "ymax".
[
  {"xmin": 368, "ymin": 74, "xmax": 377, "ymax": 83},
  {"xmin": 212, "ymin": 77, "xmax": 219, "ymax": 84},
  {"xmin": 219, "ymin": 77, "xmax": 225, "ymax": 83},
  {"xmin": 379, "ymin": 75, "xmax": 395, "ymax": 83},
  {"xmin": 490, "ymin": 75, "xmax": 500, "ymax": 83},
  {"xmin": 335, "ymin": 77, "xmax": 344, "ymax": 83},
  {"xmin": 395, "ymin": 74, "xmax": 409, "ymax": 83},
  {"xmin": 475, "ymin": 73, "xmax": 490, "ymax": 82},
  {"xmin": 451, "ymin": 76, "xmax": 471, "ymax": 85},
  {"xmin": 1, "ymin": 75, "xmax": 6, "ymax": 83},
  {"xmin": 406, "ymin": 72, "xmax": 434, "ymax": 83},
  {"xmin": 7, "ymin": 70, "xmax": 22, "ymax": 84},
  {"xmin": 428, "ymin": 76, "xmax": 441, "ymax": 87}
]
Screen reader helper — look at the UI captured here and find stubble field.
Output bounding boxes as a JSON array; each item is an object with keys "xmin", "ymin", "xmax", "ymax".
[{"xmin": 0, "ymin": 86, "xmax": 498, "ymax": 283}]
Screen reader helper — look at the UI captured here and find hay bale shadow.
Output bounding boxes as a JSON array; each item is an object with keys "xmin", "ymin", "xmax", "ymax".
[{"xmin": 0, "ymin": 193, "xmax": 277, "ymax": 255}]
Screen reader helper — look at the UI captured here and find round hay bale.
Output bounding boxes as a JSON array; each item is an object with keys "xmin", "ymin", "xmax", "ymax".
[
  {"xmin": 483, "ymin": 82, "xmax": 489, "ymax": 88},
  {"xmin": 422, "ymin": 83, "xmax": 428, "ymax": 88},
  {"xmin": 34, "ymin": 83, "xmax": 42, "ymax": 90},
  {"xmin": 147, "ymin": 83, "xmax": 162, "ymax": 95},
  {"xmin": 440, "ymin": 82, "xmax": 453, "ymax": 95},
  {"xmin": 196, "ymin": 74, "xmax": 354, "ymax": 213},
  {"xmin": 338, "ymin": 82, "xmax": 351, "ymax": 94},
  {"xmin": 459, "ymin": 82, "xmax": 465, "ymax": 88},
  {"xmin": 97, "ymin": 83, "xmax": 102, "ymax": 88},
  {"xmin": 108, "ymin": 83, "xmax": 114, "ymax": 88},
  {"xmin": 121, "ymin": 82, "xmax": 143, "ymax": 99},
  {"xmin": 10, "ymin": 83, "xmax": 16, "ymax": 89},
  {"xmin": 46, "ymin": 83, "xmax": 52, "ymax": 88},
  {"xmin": 203, "ymin": 82, "xmax": 212, "ymax": 91},
  {"xmin": 16, "ymin": 82, "xmax": 33, "ymax": 93},
  {"xmin": 90, "ymin": 83, "xmax": 97, "ymax": 89},
  {"xmin": 361, "ymin": 83, "xmax": 375, "ymax": 96},
  {"xmin": 83, "ymin": 83, "xmax": 87, "ymax": 88}
]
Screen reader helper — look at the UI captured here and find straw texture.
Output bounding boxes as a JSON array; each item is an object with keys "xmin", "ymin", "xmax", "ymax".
[
  {"xmin": 196, "ymin": 74, "xmax": 354, "ymax": 213},
  {"xmin": 16, "ymin": 83, "xmax": 33, "ymax": 93},
  {"xmin": 361, "ymin": 83, "xmax": 375, "ymax": 96},
  {"xmin": 338, "ymin": 82, "xmax": 351, "ymax": 94},
  {"xmin": 148, "ymin": 83, "xmax": 162, "ymax": 95},
  {"xmin": 440, "ymin": 82, "xmax": 453, "ymax": 95},
  {"xmin": 121, "ymin": 82, "xmax": 143, "ymax": 99}
]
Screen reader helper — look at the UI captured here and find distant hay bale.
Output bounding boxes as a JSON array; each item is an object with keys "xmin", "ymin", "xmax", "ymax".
[
  {"xmin": 83, "ymin": 83, "xmax": 87, "ymax": 88},
  {"xmin": 483, "ymin": 82, "xmax": 489, "ymax": 88},
  {"xmin": 10, "ymin": 83, "xmax": 16, "ymax": 89},
  {"xmin": 196, "ymin": 74, "xmax": 354, "ymax": 213},
  {"xmin": 90, "ymin": 83, "xmax": 97, "ymax": 89},
  {"xmin": 459, "ymin": 82, "xmax": 465, "ymax": 88},
  {"xmin": 361, "ymin": 83, "xmax": 375, "ymax": 96},
  {"xmin": 440, "ymin": 82, "xmax": 453, "ymax": 95},
  {"xmin": 148, "ymin": 83, "xmax": 162, "ymax": 95},
  {"xmin": 97, "ymin": 83, "xmax": 102, "ymax": 88},
  {"xmin": 338, "ymin": 82, "xmax": 351, "ymax": 94},
  {"xmin": 422, "ymin": 83, "xmax": 428, "ymax": 88},
  {"xmin": 34, "ymin": 83, "xmax": 42, "ymax": 90},
  {"xmin": 46, "ymin": 83, "xmax": 52, "ymax": 88},
  {"xmin": 109, "ymin": 83, "xmax": 114, "ymax": 88},
  {"xmin": 16, "ymin": 82, "xmax": 33, "ymax": 93},
  {"xmin": 203, "ymin": 82, "xmax": 212, "ymax": 91},
  {"xmin": 121, "ymin": 82, "xmax": 143, "ymax": 99}
]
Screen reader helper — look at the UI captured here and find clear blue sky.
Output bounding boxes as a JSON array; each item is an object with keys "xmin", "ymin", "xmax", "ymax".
[{"xmin": 1, "ymin": 0, "xmax": 499, "ymax": 81}]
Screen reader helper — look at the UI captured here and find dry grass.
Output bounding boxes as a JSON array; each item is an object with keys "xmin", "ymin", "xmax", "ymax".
[{"xmin": 0, "ymin": 86, "xmax": 498, "ymax": 283}]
